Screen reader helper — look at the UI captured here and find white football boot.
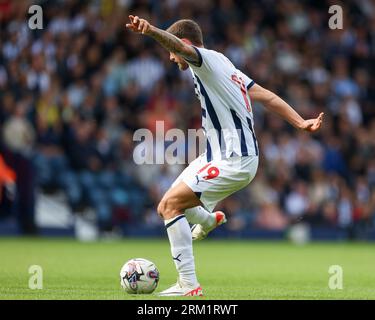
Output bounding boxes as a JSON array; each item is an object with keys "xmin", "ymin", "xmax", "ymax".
[
  {"xmin": 191, "ymin": 211, "xmax": 227, "ymax": 241},
  {"xmin": 158, "ymin": 280, "xmax": 203, "ymax": 297}
]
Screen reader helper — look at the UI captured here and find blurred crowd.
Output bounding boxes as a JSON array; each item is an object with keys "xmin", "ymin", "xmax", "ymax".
[{"xmin": 0, "ymin": 0, "xmax": 374, "ymax": 237}]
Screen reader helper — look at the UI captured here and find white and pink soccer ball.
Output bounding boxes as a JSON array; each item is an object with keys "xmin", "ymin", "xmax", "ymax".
[{"xmin": 120, "ymin": 258, "xmax": 159, "ymax": 294}]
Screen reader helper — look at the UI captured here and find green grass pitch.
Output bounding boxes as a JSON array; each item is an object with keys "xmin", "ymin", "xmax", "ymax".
[{"xmin": 0, "ymin": 237, "xmax": 374, "ymax": 300}]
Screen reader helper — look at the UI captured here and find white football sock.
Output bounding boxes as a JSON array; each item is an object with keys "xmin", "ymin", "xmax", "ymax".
[
  {"xmin": 165, "ymin": 215, "xmax": 198, "ymax": 287},
  {"xmin": 184, "ymin": 206, "xmax": 215, "ymax": 228}
]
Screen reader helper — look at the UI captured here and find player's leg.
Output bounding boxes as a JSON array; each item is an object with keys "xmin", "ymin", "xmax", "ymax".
[
  {"xmin": 157, "ymin": 181, "xmax": 203, "ymax": 296},
  {"xmin": 158, "ymin": 180, "xmax": 201, "ymax": 220},
  {"xmin": 184, "ymin": 206, "xmax": 216, "ymax": 227},
  {"xmin": 168, "ymin": 156, "xmax": 230, "ymax": 240},
  {"xmin": 169, "ymin": 155, "xmax": 217, "ymax": 227}
]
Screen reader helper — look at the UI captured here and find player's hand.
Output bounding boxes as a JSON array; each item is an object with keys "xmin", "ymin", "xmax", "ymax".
[
  {"xmin": 126, "ymin": 15, "xmax": 152, "ymax": 35},
  {"xmin": 299, "ymin": 112, "xmax": 324, "ymax": 132}
]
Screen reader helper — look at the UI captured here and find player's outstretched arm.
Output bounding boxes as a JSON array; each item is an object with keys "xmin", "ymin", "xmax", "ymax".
[
  {"xmin": 125, "ymin": 15, "xmax": 200, "ymax": 65},
  {"xmin": 249, "ymin": 83, "xmax": 324, "ymax": 132}
]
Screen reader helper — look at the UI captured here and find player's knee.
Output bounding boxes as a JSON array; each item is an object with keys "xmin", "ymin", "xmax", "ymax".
[
  {"xmin": 157, "ymin": 197, "xmax": 180, "ymax": 220},
  {"xmin": 157, "ymin": 200, "xmax": 165, "ymax": 218}
]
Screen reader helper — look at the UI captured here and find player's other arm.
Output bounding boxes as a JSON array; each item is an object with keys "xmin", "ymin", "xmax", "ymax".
[
  {"xmin": 125, "ymin": 15, "xmax": 200, "ymax": 65},
  {"xmin": 248, "ymin": 84, "xmax": 324, "ymax": 132}
]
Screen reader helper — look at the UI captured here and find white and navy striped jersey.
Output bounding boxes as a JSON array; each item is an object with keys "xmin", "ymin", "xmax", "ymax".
[{"xmin": 186, "ymin": 47, "xmax": 258, "ymax": 162}]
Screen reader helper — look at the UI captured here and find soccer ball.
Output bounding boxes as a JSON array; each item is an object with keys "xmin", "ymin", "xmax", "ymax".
[{"xmin": 120, "ymin": 258, "xmax": 159, "ymax": 294}]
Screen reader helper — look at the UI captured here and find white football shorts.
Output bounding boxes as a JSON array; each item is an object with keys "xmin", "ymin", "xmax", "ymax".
[{"xmin": 171, "ymin": 154, "xmax": 259, "ymax": 212}]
